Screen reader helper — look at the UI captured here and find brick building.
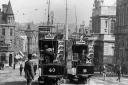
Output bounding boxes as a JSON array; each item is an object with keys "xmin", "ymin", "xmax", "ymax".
[{"xmin": 0, "ymin": 1, "xmax": 15, "ymax": 66}]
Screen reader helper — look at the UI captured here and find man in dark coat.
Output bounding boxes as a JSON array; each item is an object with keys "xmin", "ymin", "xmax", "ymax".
[
  {"xmin": 24, "ymin": 54, "xmax": 35, "ymax": 85},
  {"xmin": 33, "ymin": 63, "xmax": 37, "ymax": 75}
]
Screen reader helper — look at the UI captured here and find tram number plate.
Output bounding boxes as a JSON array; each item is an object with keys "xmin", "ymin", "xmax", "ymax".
[
  {"xmin": 49, "ymin": 68, "xmax": 56, "ymax": 72},
  {"xmin": 83, "ymin": 69, "xmax": 87, "ymax": 73},
  {"xmin": 76, "ymin": 65, "xmax": 94, "ymax": 75},
  {"xmin": 42, "ymin": 64, "xmax": 65, "ymax": 76}
]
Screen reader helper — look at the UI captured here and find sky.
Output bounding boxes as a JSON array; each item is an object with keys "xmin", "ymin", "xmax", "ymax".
[{"xmin": 0, "ymin": 0, "xmax": 94, "ymax": 25}]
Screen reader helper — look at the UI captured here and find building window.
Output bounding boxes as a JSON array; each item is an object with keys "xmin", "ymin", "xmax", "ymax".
[
  {"xmin": 127, "ymin": 38, "xmax": 128, "ymax": 47},
  {"xmin": 1, "ymin": 53, "xmax": 6, "ymax": 62},
  {"xmin": 8, "ymin": 17, "xmax": 10, "ymax": 23},
  {"xmin": 10, "ymin": 29, "xmax": 13, "ymax": 36},
  {"xmin": 111, "ymin": 20, "xmax": 115, "ymax": 33},
  {"xmin": 126, "ymin": 51, "xmax": 128, "ymax": 61},
  {"xmin": 2, "ymin": 28, "xmax": 5, "ymax": 35},
  {"xmin": 10, "ymin": 40, "xmax": 12, "ymax": 45},
  {"xmin": 104, "ymin": 29, "xmax": 107, "ymax": 32},
  {"xmin": 105, "ymin": 20, "xmax": 108, "ymax": 28}
]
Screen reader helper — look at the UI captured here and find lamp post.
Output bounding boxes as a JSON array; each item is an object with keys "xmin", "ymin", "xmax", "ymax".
[{"xmin": 25, "ymin": 24, "xmax": 34, "ymax": 55}]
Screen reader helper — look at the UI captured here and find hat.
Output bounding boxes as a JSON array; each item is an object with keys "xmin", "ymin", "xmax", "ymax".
[{"xmin": 28, "ymin": 54, "xmax": 32, "ymax": 59}]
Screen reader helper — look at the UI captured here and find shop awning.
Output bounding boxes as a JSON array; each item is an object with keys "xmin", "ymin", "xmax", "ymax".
[
  {"xmin": 15, "ymin": 54, "xmax": 23, "ymax": 59},
  {"xmin": 19, "ymin": 51, "xmax": 24, "ymax": 57}
]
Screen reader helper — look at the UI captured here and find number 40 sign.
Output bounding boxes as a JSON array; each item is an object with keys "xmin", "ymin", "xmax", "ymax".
[{"xmin": 49, "ymin": 68, "xmax": 56, "ymax": 72}]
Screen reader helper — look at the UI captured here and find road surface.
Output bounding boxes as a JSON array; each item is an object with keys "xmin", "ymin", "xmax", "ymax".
[{"xmin": 1, "ymin": 67, "xmax": 128, "ymax": 85}]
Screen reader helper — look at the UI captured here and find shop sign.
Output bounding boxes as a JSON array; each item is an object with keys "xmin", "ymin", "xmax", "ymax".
[{"xmin": 0, "ymin": 47, "xmax": 8, "ymax": 51}]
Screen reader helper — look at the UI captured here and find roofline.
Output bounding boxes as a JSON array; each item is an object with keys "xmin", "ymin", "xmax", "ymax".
[{"xmin": 0, "ymin": 24, "xmax": 15, "ymax": 27}]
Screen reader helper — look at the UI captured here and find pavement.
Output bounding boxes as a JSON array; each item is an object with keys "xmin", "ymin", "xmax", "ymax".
[{"xmin": 0, "ymin": 66, "xmax": 39, "ymax": 85}]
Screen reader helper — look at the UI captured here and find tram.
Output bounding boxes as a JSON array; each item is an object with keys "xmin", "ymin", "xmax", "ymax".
[
  {"xmin": 67, "ymin": 36, "xmax": 94, "ymax": 84},
  {"xmin": 38, "ymin": 26, "xmax": 65, "ymax": 85}
]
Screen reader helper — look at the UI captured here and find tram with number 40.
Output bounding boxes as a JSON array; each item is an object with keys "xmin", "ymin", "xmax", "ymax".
[{"xmin": 38, "ymin": 26, "xmax": 65, "ymax": 85}]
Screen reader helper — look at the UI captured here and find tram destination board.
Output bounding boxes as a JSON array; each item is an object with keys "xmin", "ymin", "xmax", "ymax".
[
  {"xmin": 41, "ymin": 64, "xmax": 65, "ymax": 76},
  {"xmin": 38, "ymin": 26, "xmax": 55, "ymax": 32}
]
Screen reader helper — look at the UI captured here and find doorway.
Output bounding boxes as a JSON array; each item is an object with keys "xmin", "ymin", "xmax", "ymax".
[{"xmin": 9, "ymin": 54, "xmax": 12, "ymax": 66}]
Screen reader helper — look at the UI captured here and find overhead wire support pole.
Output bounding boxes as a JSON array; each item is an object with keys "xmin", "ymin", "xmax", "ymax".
[
  {"xmin": 64, "ymin": 0, "xmax": 68, "ymax": 66},
  {"xmin": 47, "ymin": 0, "xmax": 50, "ymax": 26},
  {"xmin": 75, "ymin": 6, "xmax": 78, "ymax": 34}
]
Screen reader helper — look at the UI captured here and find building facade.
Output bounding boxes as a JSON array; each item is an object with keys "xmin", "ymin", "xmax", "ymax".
[
  {"xmin": 115, "ymin": 0, "xmax": 128, "ymax": 71},
  {"xmin": 0, "ymin": 1, "xmax": 15, "ymax": 66},
  {"xmin": 92, "ymin": 0, "xmax": 116, "ymax": 67},
  {"xmin": 14, "ymin": 31, "xmax": 25, "ymax": 56}
]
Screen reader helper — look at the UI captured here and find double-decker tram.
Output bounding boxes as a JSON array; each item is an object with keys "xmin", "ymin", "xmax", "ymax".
[
  {"xmin": 67, "ymin": 36, "xmax": 94, "ymax": 84},
  {"xmin": 38, "ymin": 26, "xmax": 65, "ymax": 85}
]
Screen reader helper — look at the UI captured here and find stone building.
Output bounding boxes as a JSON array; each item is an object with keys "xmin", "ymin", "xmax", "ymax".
[
  {"xmin": 0, "ymin": 1, "xmax": 15, "ymax": 66},
  {"xmin": 115, "ymin": 0, "xmax": 128, "ymax": 70},
  {"xmin": 92, "ymin": 0, "xmax": 116, "ymax": 67},
  {"xmin": 14, "ymin": 31, "xmax": 25, "ymax": 56}
]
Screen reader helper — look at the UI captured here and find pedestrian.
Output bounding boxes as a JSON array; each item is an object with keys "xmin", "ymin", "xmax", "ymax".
[
  {"xmin": 2, "ymin": 62, "xmax": 4, "ymax": 70},
  {"xmin": 13, "ymin": 63, "xmax": 16, "ymax": 69},
  {"xmin": 116, "ymin": 66, "xmax": 121, "ymax": 82},
  {"xmin": 33, "ymin": 63, "xmax": 37, "ymax": 75},
  {"xmin": 102, "ymin": 65, "xmax": 107, "ymax": 81},
  {"xmin": 20, "ymin": 63, "xmax": 23, "ymax": 76},
  {"xmin": 24, "ymin": 54, "xmax": 35, "ymax": 85},
  {"xmin": 99, "ymin": 65, "xmax": 102, "ymax": 74}
]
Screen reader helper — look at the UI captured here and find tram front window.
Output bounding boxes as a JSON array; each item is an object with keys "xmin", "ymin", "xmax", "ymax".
[
  {"xmin": 72, "ymin": 45, "xmax": 88, "ymax": 64},
  {"xmin": 43, "ymin": 45, "xmax": 55, "ymax": 63}
]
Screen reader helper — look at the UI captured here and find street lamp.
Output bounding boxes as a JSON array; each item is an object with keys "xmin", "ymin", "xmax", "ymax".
[{"xmin": 25, "ymin": 24, "xmax": 34, "ymax": 55}]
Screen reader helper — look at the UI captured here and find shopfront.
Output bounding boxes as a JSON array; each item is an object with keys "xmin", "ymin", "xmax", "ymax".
[{"xmin": 0, "ymin": 44, "xmax": 14, "ymax": 66}]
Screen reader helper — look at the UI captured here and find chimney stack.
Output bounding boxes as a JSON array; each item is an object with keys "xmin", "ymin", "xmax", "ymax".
[
  {"xmin": 2, "ymin": 4, "xmax": 8, "ymax": 13},
  {"xmin": 0, "ymin": 9, "xmax": 1, "ymax": 14}
]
